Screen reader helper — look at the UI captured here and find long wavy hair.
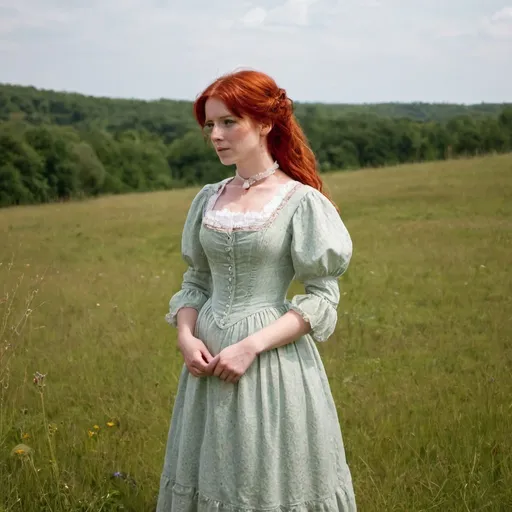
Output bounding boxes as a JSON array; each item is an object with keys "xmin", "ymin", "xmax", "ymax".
[{"xmin": 193, "ymin": 69, "xmax": 330, "ymax": 198}]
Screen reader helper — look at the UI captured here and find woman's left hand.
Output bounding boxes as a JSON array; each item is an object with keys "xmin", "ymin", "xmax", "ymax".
[{"xmin": 206, "ymin": 337, "xmax": 261, "ymax": 383}]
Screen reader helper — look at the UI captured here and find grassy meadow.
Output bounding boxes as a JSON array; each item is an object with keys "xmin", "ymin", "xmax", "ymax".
[{"xmin": 1, "ymin": 154, "xmax": 511, "ymax": 511}]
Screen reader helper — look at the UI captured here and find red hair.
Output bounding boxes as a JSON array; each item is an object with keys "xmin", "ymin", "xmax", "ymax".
[{"xmin": 193, "ymin": 69, "xmax": 330, "ymax": 199}]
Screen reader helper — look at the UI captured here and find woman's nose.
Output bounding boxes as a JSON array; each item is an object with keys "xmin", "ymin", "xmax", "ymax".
[{"xmin": 211, "ymin": 124, "xmax": 223, "ymax": 141}]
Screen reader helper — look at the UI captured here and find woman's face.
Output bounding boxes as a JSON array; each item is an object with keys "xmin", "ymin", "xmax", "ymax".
[{"xmin": 204, "ymin": 97, "xmax": 263, "ymax": 166}]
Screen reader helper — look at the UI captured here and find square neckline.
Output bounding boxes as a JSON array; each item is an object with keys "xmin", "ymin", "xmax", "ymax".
[
  {"xmin": 210, "ymin": 177, "xmax": 297, "ymax": 214},
  {"xmin": 203, "ymin": 179, "xmax": 303, "ymax": 233}
]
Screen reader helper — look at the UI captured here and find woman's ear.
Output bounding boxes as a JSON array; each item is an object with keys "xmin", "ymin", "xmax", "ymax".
[{"xmin": 260, "ymin": 123, "xmax": 272, "ymax": 137}]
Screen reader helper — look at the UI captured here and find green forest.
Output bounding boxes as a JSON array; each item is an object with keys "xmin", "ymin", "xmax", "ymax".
[{"xmin": 1, "ymin": 82, "xmax": 511, "ymax": 207}]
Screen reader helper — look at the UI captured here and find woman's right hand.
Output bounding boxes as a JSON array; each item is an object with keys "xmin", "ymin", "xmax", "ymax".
[{"xmin": 177, "ymin": 333, "xmax": 214, "ymax": 378}]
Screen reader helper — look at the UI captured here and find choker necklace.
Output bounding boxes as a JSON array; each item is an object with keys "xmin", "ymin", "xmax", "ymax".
[{"xmin": 236, "ymin": 161, "xmax": 279, "ymax": 190}]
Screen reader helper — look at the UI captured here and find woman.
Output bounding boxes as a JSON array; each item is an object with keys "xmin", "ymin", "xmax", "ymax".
[{"xmin": 157, "ymin": 69, "xmax": 357, "ymax": 511}]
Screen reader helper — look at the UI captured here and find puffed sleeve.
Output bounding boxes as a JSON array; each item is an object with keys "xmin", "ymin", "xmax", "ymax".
[
  {"xmin": 289, "ymin": 189, "xmax": 353, "ymax": 342},
  {"xmin": 165, "ymin": 185, "xmax": 213, "ymax": 327}
]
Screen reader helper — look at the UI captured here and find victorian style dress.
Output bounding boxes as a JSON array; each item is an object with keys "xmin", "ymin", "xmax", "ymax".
[{"xmin": 157, "ymin": 179, "xmax": 357, "ymax": 511}]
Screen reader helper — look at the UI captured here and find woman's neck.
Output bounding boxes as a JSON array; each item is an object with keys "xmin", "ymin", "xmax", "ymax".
[{"xmin": 235, "ymin": 153, "xmax": 276, "ymax": 180}]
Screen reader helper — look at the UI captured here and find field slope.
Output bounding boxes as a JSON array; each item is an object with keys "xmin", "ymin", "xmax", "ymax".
[{"xmin": 1, "ymin": 154, "xmax": 511, "ymax": 511}]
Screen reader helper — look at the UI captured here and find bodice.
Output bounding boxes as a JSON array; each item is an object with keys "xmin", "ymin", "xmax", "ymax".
[
  {"xmin": 200, "ymin": 221, "xmax": 296, "ymax": 328},
  {"xmin": 166, "ymin": 178, "xmax": 353, "ymax": 342},
  {"xmin": 199, "ymin": 182, "xmax": 303, "ymax": 327}
]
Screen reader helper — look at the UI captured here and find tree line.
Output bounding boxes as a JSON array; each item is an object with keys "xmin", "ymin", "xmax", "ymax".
[{"xmin": 1, "ymin": 83, "xmax": 511, "ymax": 207}]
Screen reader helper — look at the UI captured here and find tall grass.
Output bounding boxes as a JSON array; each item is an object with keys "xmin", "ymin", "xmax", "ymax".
[{"xmin": 0, "ymin": 154, "xmax": 511, "ymax": 511}]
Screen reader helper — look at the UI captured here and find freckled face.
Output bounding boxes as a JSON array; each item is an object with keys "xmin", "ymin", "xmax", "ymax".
[{"xmin": 204, "ymin": 97, "xmax": 262, "ymax": 166}]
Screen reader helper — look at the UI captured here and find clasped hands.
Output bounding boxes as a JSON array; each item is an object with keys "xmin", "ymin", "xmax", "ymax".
[{"xmin": 178, "ymin": 333, "xmax": 261, "ymax": 383}]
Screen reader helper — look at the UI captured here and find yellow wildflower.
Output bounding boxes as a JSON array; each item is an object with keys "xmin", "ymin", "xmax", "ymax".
[
  {"xmin": 93, "ymin": 425, "xmax": 100, "ymax": 430},
  {"xmin": 87, "ymin": 430, "xmax": 96, "ymax": 438},
  {"xmin": 10, "ymin": 443, "xmax": 32, "ymax": 457},
  {"xmin": 106, "ymin": 421, "xmax": 116, "ymax": 428},
  {"xmin": 22, "ymin": 433, "xmax": 30, "ymax": 440}
]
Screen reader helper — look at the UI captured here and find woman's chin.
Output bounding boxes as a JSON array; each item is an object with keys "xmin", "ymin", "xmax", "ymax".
[{"xmin": 218, "ymin": 152, "xmax": 236, "ymax": 165}]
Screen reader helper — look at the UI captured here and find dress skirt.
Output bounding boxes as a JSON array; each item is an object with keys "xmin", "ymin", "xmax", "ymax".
[{"xmin": 156, "ymin": 300, "xmax": 357, "ymax": 512}]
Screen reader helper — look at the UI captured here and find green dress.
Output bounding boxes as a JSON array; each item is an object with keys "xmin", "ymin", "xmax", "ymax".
[{"xmin": 157, "ymin": 179, "xmax": 357, "ymax": 512}]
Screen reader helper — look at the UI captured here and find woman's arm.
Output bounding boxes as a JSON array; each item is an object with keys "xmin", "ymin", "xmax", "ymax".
[
  {"xmin": 176, "ymin": 307, "xmax": 199, "ymax": 338},
  {"xmin": 176, "ymin": 307, "xmax": 214, "ymax": 378},
  {"xmin": 245, "ymin": 309, "xmax": 311, "ymax": 354},
  {"xmin": 206, "ymin": 310, "xmax": 311, "ymax": 383}
]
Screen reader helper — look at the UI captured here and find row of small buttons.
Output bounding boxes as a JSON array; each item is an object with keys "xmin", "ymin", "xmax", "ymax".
[{"xmin": 220, "ymin": 232, "xmax": 234, "ymax": 327}]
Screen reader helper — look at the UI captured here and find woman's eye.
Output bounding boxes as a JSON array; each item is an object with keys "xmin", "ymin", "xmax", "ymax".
[{"xmin": 204, "ymin": 119, "xmax": 235, "ymax": 131}]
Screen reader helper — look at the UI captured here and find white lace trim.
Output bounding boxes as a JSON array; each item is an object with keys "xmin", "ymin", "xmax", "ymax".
[{"xmin": 203, "ymin": 180, "xmax": 298, "ymax": 231}]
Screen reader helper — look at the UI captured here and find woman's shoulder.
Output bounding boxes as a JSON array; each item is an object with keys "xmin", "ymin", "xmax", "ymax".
[
  {"xmin": 194, "ymin": 178, "xmax": 231, "ymax": 202},
  {"xmin": 290, "ymin": 185, "xmax": 353, "ymax": 266},
  {"xmin": 191, "ymin": 178, "xmax": 230, "ymax": 203},
  {"xmin": 293, "ymin": 185, "xmax": 339, "ymax": 217},
  {"xmin": 184, "ymin": 179, "xmax": 232, "ymax": 221},
  {"xmin": 204, "ymin": 177, "xmax": 232, "ymax": 191}
]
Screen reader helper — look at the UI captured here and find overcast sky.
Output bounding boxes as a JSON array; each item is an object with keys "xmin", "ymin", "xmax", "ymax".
[{"xmin": 0, "ymin": 0, "xmax": 511, "ymax": 104}]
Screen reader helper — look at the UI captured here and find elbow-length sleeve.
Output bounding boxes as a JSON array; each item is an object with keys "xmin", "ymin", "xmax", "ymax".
[
  {"xmin": 165, "ymin": 185, "xmax": 213, "ymax": 327},
  {"xmin": 289, "ymin": 189, "xmax": 353, "ymax": 342}
]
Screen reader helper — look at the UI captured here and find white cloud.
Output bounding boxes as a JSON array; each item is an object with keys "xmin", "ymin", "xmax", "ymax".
[
  {"xmin": 483, "ymin": 6, "xmax": 512, "ymax": 39},
  {"xmin": 241, "ymin": 7, "xmax": 267, "ymax": 26},
  {"xmin": 0, "ymin": 2, "xmax": 71, "ymax": 35},
  {"xmin": 0, "ymin": 0, "xmax": 217, "ymax": 40},
  {"xmin": 431, "ymin": 5, "xmax": 512, "ymax": 41},
  {"xmin": 239, "ymin": 0, "xmax": 319, "ymax": 29},
  {"xmin": 0, "ymin": 0, "xmax": 511, "ymax": 103},
  {"xmin": 267, "ymin": 0, "xmax": 318, "ymax": 26},
  {"xmin": 490, "ymin": 6, "xmax": 512, "ymax": 22}
]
